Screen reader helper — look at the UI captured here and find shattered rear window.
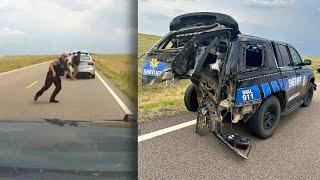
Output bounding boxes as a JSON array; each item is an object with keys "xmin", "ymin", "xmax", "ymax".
[
  {"xmin": 159, "ymin": 32, "xmax": 201, "ymax": 49},
  {"xmin": 245, "ymin": 44, "xmax": 263, "ymax": 68}
]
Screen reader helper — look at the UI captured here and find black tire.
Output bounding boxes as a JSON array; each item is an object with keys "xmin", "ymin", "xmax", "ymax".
[
  {"xmin": 248, "ymin": 96, "xmax": 281, "ymax": 139},
  {"xmin": 301, "ymin": 83, "xmax": 314, "ymax": 107},
  {"xmin": 184, "ymin": 83, "xmax": 199, "ymax": 112}
]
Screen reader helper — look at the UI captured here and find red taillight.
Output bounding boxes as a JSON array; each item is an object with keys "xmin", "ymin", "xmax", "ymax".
[{"xmin": 87, "ymin": 61, "xmax": 94, "ymax": 65}]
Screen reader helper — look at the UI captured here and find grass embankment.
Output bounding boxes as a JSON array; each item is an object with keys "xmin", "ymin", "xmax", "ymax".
[
  {"xmin": 138, "ymin": 33, "xmax": 190, "ymax": 123},
  {"xmin": 94, "ymin": 54, "xmax": 137, "ymax": 103},
  {"xmin": 303, "ymin": 56, "xmax": 320, "ymax": 80},
  {"xmin": 0, "ymin": 55, "xmax": 56, "ymax": 73}
]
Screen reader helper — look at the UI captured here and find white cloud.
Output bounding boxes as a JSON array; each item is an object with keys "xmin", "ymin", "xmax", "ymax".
[
  {"xmin": 245, "ymin": 0, "xmax": 294, "ymax": 8},
  {"xmin": 138, "ymin": 0, "xmax": 271, "ymax": 34},
  {"xmin": 0, "ymin": 27, "xmax": 25, "ymax": 36},
  {"xmin": 0, "ymin": 0, "xmax": 134, "ymax": 54}
]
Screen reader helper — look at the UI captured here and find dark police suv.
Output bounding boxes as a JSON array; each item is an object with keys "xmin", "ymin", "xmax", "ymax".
[{"xmin": 142, "ymin": 12, "xmax": 315, "ymax": 158}]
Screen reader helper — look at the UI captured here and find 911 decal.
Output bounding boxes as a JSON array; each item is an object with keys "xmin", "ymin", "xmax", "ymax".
[{"xmin": 236, "ymin": 85, "xmax": 261, "ymax": 105}]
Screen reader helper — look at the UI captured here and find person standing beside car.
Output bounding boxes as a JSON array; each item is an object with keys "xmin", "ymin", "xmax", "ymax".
[
  {"xmin": 66, "ymin": 53, "xmax": 76, "ymax": 80},
  {"xmin": 72, "ymin": 51, "xmax": 81, "ymax": 79},
  {"xmin": 34, "ymin": 53, "xmax": 68, "ymax": 103}
]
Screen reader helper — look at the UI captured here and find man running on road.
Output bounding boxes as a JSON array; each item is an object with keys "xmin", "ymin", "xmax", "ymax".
[{"xmin": 34, "ymin": 53, "xmax": 68, "ymax": 103}]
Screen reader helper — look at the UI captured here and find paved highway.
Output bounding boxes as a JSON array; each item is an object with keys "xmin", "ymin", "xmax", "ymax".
[
  {"xmin": 0, "ymin": 62, "xmax": 134, "ymax": 122},
  {"xmin": 138, "ymin": 88, "xmax": 320, "ymax": 179}
]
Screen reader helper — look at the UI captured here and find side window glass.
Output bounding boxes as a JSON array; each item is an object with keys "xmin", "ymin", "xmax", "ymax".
[
  {"xmin": 245, "ymin": 44, "xmax": 263, "ymax": 68},
  {"xmin": 277, "ymin": 44, "xmax": 291, "ymax": 66},
  {"xmin": 289, "ymin": 47, "xmax": 302, "ymax": 66}
]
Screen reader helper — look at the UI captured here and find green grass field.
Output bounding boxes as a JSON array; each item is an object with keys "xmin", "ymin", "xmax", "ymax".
[
  {"xmin": 138, "ymin": 33, "xmax": 190, "ymax": 123},
  {"xmin": 138, "ymin": 33, "xmax": 320, "ymax": 123},
  {"xmin": 303, "ymin": 56, "xmax": 320, "ymax": 80},
  {"xmin": 94, "ymin": 54, "xmax": 137, "ymax": 103},
  {"xmin": 0, "ymin": 55, "xmax": 56, "ymax": 73}
]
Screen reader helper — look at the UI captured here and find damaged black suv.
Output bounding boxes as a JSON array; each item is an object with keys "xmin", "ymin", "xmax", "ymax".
[{"xmin": 142, "ymin": 12, "xmax": 315, "ymax": 158}]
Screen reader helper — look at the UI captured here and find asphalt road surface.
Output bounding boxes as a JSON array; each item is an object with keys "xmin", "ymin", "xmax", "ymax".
[
  {"xmin": 138, "ymin": 87, "xmax": 320, "ymax": 179},
  {"xmin": 0, "ymin": 62, "xmax": 133, "ymax": 122}
]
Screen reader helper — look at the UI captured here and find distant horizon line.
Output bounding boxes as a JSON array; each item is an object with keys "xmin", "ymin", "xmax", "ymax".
[{"xmin": 0, "ymin": 52, "xmax": 136, "ymax": 56}]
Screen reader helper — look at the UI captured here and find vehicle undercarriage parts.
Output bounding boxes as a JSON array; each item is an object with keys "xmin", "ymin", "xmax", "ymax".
[
  {"xmin": 214, "ymin": 131, "xmax": 251, "ymax": 159},
  {"xmin": 196, "ymin": 108, "xmax": 251, "ymax": 159}
]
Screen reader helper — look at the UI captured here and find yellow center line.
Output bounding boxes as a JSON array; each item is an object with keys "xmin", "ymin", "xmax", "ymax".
[{"xmin": 26, "ymin": 81, "xmax": 39, "ymax": 89}]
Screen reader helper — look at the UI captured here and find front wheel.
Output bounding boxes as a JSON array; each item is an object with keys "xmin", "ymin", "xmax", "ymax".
[
  {"xmin": 301, "ymin": 83, "xmax": 314, "ymax": 107},
  {"xmin": 248, "ymin": 96, "xmax": 281, "ymax": 139}
]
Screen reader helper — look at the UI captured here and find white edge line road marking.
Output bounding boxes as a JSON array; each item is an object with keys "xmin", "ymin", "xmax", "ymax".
[
  {"xmin": 0, "ymin": 61, "xmax": 50, "ymax": 76},
  {"xmin": 26, "ymin": 81, "xmax": 39, "ymax": 89},
  {"xmin": 95, "ymin": 71, "xmax": 133, "ymax": 115},
  {"xmin": 138, "ymin": 119, "xmax": 196, "ymax": 142}
]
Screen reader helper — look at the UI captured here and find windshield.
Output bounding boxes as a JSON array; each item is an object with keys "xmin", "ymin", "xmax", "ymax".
[{"xmin": 80, "ymin": 55, "xmax": 91, "ymax": 61}]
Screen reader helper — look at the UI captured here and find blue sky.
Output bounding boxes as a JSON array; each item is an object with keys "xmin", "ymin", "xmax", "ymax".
[
  {"xmin": 0, "ymin": 0, "xmax": 136, "ymax": 55},
  {"xmin": 139, "ymin": 0, "xmax": 320, "ymax": 56}
]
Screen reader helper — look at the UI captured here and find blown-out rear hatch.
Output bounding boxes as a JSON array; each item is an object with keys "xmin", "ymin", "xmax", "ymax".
[{"xmin": 142, "ymin": 12, "xmax": 239, "ymax": 85}]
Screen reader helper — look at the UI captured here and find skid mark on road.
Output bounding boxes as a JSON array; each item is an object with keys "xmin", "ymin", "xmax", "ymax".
[
  {"xmin": 138, "ymin": 119, "xmax": 196, "ymax": 142},
  {"xmin": 26, "ymin": 81, "xmax": 39, "ymax": 89}
]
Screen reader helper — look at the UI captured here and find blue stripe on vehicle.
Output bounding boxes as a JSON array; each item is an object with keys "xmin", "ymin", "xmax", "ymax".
[
  {"xmin": 271, "ymin": 80, "xmax": 280, "ymax": 92},
  {"xmin": 261, "ymin": 83, "xmax": 271, "ymax": 98},
  {"xmin": 278, "ymin": 79, "xmax": 284, "ymax": 90}
]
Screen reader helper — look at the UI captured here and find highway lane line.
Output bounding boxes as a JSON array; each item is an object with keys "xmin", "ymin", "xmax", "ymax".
[
  {"xmin": 95, "ymin": 71, "xmax": 133, "ymax": 115},
  {"xmin": 0, "ymin": 61, "xmax": 50, "ymax": 76},
  {"xmin": 26, "ymin": 81, "xmax": 39, "ymax": 89},
  {"xmin": 138, "ymin": 119, "xmax": 196, "ymax": 142}
]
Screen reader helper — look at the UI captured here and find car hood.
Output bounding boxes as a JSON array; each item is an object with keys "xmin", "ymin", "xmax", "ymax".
[{"xmin": 0, "ymin": 121, "xmax": 136, "ymax": 178}]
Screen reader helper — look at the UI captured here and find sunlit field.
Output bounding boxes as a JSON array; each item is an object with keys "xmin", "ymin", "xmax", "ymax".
[
  {"xmin": 0, "ymin": 55, "xmax": 56, "ymax": 73},
  {"xmin": 94, "ymin": 54, "xmax": 137, "ymax": 102}
]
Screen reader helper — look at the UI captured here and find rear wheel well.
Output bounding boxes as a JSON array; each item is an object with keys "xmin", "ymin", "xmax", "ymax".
[
  {"xmin": 310, "ymin": 77, "xmax": 315, "ymax": 84},
  {"xmin": 272, "ymin": 91, "xmax": 286, "ymax": 111}
]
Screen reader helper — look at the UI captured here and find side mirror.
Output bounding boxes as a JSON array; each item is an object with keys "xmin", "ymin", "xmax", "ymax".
[{"xmin": 304, "ymin": 59, "xmax": 312, "ymax": 65}]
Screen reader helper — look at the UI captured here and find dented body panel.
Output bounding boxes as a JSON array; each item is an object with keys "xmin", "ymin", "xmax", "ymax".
[{"xmin": 141, "ymin": 12, "xmax": 315, "ymax": 158}]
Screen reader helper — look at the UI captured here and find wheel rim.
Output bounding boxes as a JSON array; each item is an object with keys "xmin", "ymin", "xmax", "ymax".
[{"xmin": 263, "ymin": 105, "xmax": 277, "ymax": 130}]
